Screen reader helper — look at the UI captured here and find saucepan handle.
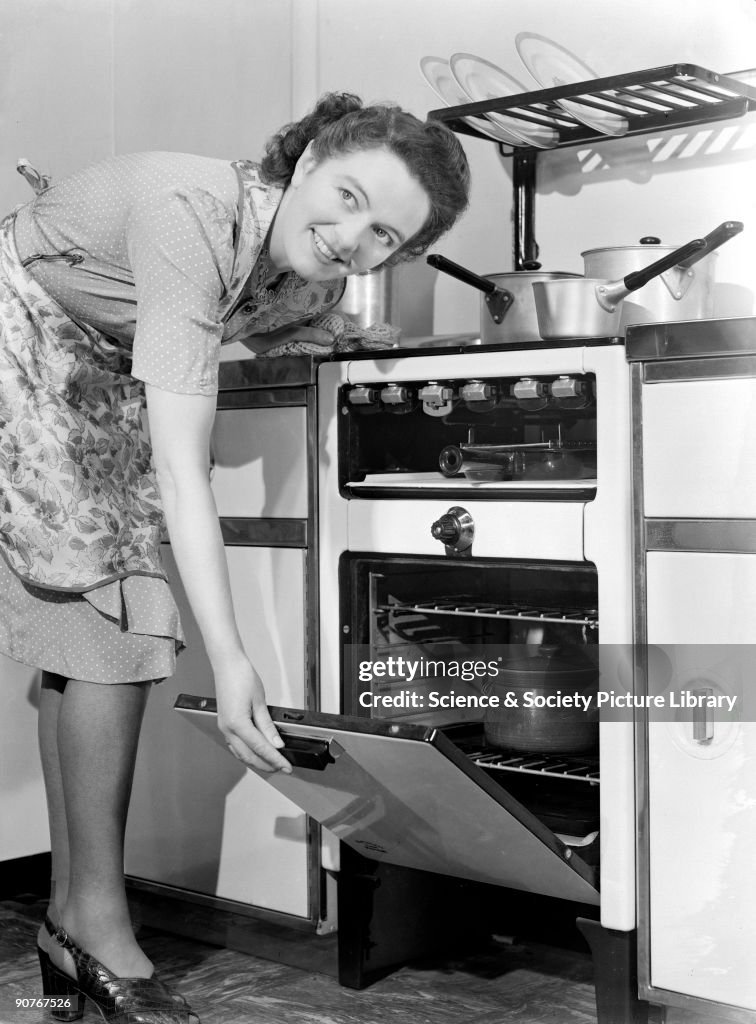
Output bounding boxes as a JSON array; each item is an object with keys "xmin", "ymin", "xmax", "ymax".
[
  {"xmin": 598, "ymin": 237, "xmax": 708, "ymax": 311},
  {"xmin": 622, "ymin": 238, "xmax": 708, "ymax": 293},
  {"xmin": 675, "ymin": 220, "xmax": 743, "ymax": 269},
  {"xmin": 427, "ymin": 253, "xmax": 498, "ymax": 295}
]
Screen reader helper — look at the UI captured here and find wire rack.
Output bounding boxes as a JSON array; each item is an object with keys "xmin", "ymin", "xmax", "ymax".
[{"xmin": 428, "ymin": 64, "xmax": 756, "ymax": 150}]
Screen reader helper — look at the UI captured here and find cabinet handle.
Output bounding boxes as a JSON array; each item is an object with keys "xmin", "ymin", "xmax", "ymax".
[{"xmin": 692, "ymin": 686, "xmax": 714, "ymax": 745}]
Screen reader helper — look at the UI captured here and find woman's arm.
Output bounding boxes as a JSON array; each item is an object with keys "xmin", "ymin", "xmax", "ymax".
[{"xmin": 145, "ymin": 384, "xmax": 291, "ymax": 774}]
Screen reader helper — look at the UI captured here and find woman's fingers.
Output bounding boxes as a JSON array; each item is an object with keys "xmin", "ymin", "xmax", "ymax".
[{"xmin": 221, "ymin": 715, "xmax": 292, "ymax": 774}]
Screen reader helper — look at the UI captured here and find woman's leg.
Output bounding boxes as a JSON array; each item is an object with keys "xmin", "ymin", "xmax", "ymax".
[
  {"xmin": 37, "ymin": 673, "xmax": 70, "ymax": 919},
  {"xmin": 38, "ymin": 671, "xmax": 155, "ymax": 978}
]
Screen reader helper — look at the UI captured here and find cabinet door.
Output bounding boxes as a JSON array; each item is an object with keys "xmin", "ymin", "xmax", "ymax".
[
  {"xmin": 0, "ymin": 655, "xmax": 49, "ymax": 860},
  {"xmin": 210, "ymin": 407, "xmax": 308, "ymax": 519},
  {"xmin": 645, "ymin": 551, "xmax": 756, "ymax": 1012},
  {"xmin": 642, "ymin": 378, "xmax": 756, "ymax": 518},
  {"xmin": 125, "ymin": 545, "xmax": 310, "ymax": 918}
]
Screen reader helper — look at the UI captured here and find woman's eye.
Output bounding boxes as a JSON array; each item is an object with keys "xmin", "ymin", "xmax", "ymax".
[
  {"xmin": 373, "ymin": 226, "xmax": 393, "ymax": 246},
  {"xmin": 340, "ymin": 188, "xmax": 354, "ymax": 203}
]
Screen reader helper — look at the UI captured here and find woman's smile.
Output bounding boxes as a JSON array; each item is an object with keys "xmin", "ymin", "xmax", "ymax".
[
  {"xmin": 269, "ymin": 146, "xmax": 431, "ymax": 281},
  {"xmin": 311, "ymin": 229, "xmax": 341, "ymax": 264}
]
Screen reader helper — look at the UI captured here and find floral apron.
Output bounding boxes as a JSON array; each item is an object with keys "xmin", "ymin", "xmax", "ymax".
[{"xmin": 0, "ymin": 161, "xmax": 341, "ymax": 595}]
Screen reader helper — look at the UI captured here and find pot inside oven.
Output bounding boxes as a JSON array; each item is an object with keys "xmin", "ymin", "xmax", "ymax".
[{"xmin": 343, "ymin": 553, "xmax": 601, "ymax": 845}]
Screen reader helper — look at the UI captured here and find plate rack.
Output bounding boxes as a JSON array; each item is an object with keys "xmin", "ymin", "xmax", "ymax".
[{"xmin": 427, "ymin": 63, "xmax": 756, "ymax": 269}]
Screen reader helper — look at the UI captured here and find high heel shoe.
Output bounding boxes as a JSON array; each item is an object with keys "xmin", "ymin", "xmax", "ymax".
[{"xmin": 39, "ymin": 915, "xmax": 200, "ymax": 1023}]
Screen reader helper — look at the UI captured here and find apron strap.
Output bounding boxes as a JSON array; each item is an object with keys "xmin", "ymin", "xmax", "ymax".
[{"xmin": 16, "ymin": 158, "xmax": 52, "ymax": 194}]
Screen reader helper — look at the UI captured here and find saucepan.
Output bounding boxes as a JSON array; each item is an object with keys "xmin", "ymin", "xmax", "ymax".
[
  {"xmin": 581, "ymin": 220, "xmax": 743, "ymax": 330},
  {"xmin": 532, "ymin": 236, "xmax": 708, "ymax": 342},
  {"xmin": 427, "ymin": 253, "xmax": 580, "ymax": 345}
]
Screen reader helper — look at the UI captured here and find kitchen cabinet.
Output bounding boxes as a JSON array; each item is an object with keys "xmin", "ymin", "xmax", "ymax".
[
  {"xmin": 124, "ymin": 357, "xmax": 330, "ymax": 930},
  {"xmin": 628, "ymin": 318, "xmax": 756, "ymax": 1022},
  {"xmin": 0, "ymin": 655, "xmax": 49, "ymax": 862}
]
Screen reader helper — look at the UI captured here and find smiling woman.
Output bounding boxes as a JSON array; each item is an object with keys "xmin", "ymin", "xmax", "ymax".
[
  {"xmin": 269, "ymin": 147, "xmax": 431, "ymax": 280},
  {"xmin": 0, "ymin": 91, "xmax": 470, "ymax": 1024}
]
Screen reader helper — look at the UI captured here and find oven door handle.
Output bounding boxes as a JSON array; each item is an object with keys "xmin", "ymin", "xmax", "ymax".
[{"xmin": 280, "ymin": 734, "xmax": 338, "ymax": 771}]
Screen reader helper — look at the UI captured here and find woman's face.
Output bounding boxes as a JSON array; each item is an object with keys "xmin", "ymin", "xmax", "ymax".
[{"xmin": 269, "ymin": 145, "xmax": 431, "ymax": 281}]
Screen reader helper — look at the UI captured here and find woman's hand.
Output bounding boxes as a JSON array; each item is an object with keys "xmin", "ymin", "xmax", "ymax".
[{"xmin": 215, "ymin": 659, "xmax": 292, "ymax": 774}]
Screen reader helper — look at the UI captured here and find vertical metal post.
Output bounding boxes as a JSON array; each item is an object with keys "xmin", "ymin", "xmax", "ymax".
[{"xmin": 511, "ymin": 148, "xmax": 539, "ymax": 271}]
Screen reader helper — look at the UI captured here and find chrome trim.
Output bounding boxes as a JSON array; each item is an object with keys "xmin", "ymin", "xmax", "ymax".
[
  {"xmin": 219, "ymin": 517, "xmax": 307, "ymax": 547},
  {"xmin": 643, "ymin": 355, "xmax": 756, "ymax": 383},
  {"xmin": 625, "ymin": 316, "xmax": 756, "ymax": 363},
  {"xmin": 631, "ymin": 362, "xmax": 652, "ymax": 999},
  {"xmin": 645, "ymin": 518, "xmax": 756, "ymax": 553},
  {"xmin": 217, "ymin": 386, "xmax": 309, "ymax": 410}
]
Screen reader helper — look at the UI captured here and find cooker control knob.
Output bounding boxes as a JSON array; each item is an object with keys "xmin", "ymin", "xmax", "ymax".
[
  {"xmin": 347, "ymin": 386, "xmax": 378, "ymax": 405},
  {"xmin": 419, "ymin": 383, "xmax": 453, "ymax": 404},
  {"xmin": 419, "ymin": 382, "xmax": 456, "ymax": 418},
  {"xmin": 380, "ymin": 384, "xmax": 412, "ymax": 404},
  {"xmin": 460, "ymin": 380, "xmax": 496, "ymax": 403},
  {"xmin": 512, "ymin": 377, "xmax": 547, "ymax": 402},
  {"xmin": 431, "ymin": 506, "xmax": 475, "ymax": 555},
  {"xmin": 550, "ymin": 376, "xmax": 584, "ymax": 400}
]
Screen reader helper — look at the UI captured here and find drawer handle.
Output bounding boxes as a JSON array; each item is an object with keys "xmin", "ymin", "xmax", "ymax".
[{"xmin": 692, "ymin": 685, "xmax": 714, "ymax": 745}]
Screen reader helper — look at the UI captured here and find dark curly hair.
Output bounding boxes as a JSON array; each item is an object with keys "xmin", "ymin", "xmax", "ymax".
[{"xmin": 260, "ymin": 92, "xmax": 470, "ymax": 264}]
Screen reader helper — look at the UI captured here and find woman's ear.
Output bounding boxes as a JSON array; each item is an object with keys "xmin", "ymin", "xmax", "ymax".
[{"xmin": 291, "ymin": 141, "xmax": 318, "ymax": 188}]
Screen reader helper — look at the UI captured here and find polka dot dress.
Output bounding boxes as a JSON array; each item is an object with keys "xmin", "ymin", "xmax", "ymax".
[{"xmin": 0, "ymin": 553, "xmax": 182, "ymax": 684}]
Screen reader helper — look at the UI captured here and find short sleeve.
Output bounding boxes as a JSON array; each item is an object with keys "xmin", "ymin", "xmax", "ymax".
[{"xmin": 128, "ymin": 187, "xmax": 236, "ymax": 396}]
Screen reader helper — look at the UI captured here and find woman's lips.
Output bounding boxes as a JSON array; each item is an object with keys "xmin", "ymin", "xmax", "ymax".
[{"xmin": 312, "ymin": 229, "xmax": 341, "ymax": 264}]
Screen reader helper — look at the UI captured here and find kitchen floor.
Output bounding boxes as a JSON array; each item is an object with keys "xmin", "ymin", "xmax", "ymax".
[{"xmin": 0, "ymin": 894, "xmax": 723, "ymax": 1024}]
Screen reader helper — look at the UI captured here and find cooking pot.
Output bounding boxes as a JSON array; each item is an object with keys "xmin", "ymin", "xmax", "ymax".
[
  {"xmin": 581, "ymin": 220, "xmax": 743, "ymax": 332},
  {"xmin": 532, "ymin": 237, "xmax": 708, "ymax": 342},
  {"xmin": 483, "ymin": 644, "xmax": 599, "ymax": 754},
  {"xmin": 427, "ymin": 253, "xmax": 580, "ymax": 345},
  {"xmin": 334, "ymin": 267, "xmax": 397, "ymax": 328}
]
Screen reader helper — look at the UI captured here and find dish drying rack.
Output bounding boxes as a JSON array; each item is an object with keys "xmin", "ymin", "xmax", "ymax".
[{"xmin": 427, "ymin": 63, "xmax": 756, "ymax": 269}]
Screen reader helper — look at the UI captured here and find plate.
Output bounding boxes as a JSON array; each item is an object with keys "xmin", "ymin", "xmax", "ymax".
[
  {"xmin": 515, "ymin": 32, "xmax": 628, "ymax": 137},
  {"xmin": 419, "ymin": 55, "xmax": 526, "ymax": 146},
  {"xmin": 449, "ymin": 52, "xmax": 559, "ymax": 149}
]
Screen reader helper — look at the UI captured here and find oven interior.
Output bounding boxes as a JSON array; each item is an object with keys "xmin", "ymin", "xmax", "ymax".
[
  {"xmin": 341, "ymin": 554, "xmax": 601, "ymax": 854},
  {"xmin": 339, "ymin": 372, "xmax": 597, "ymax": 489}
]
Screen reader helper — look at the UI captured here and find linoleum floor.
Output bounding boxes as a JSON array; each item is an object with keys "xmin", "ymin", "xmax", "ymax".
[{"xmin": 0, "ymin": 897, "xmax": 721, "ymax": 1024}]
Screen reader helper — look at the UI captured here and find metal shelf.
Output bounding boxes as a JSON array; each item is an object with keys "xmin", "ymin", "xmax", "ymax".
[
  {"xmin": 427, "ymin": 64, "xmax": 756, "ymax": 269},
  {"xmin": 376, "ymin": 597, "xmax": 599, "ymax": 630},
  {"xmin": 428, "ymin": 64, "xmax": 756, "ymax": 149},
  {"xmin": 469, "ymin": 749, "xmax": 600, "ymax": 784}
]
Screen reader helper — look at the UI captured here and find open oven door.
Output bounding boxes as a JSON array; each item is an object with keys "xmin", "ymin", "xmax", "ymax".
[{"xmin": 174, "ymin": 697, "xmax": 599, "ymax": 905}]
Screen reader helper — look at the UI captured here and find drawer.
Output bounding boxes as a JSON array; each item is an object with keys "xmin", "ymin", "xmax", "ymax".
[
  {"xmin": 210, "ymin": 406, "xmax": 308, "ymax": 518},
  {"xmin": 642, "ymin": 378, "xmax": 756, "ymax": 518}
]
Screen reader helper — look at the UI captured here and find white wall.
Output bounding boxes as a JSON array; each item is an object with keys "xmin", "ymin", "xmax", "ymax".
[
  {"xmin": 304, "ymin": 0, "xmax": 756, "ymax": 335},
  {"xmin": 0, "ymin": 0, "xmax": 297, "ymax": 856},
  {"xmin": 3, "ymin": 0, "xmax": 753, "ymax": 338},
  {"xmin": 0, "ymin": 0, "xmax": 294, "ymax": 210}
]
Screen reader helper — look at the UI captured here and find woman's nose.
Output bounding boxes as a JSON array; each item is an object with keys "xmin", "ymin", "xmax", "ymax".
[{"xmin": 336, "ymin": 216, "xmax": 371, "ymax": 261}]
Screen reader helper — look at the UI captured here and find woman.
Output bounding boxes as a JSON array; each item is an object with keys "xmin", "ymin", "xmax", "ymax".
[{"xmin": 0, "ymin": 92, "xmax": 470, "ymax": 1022}]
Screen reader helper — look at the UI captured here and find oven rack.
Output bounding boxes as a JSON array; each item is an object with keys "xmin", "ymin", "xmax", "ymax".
[
  {"xmin": 378, "ymin": 596, "xmax": 599, "ymax": 630},
  {"xmin": 428, "ymin": 64, "xmax": 756, "ymax": 150},
  {"xmin": 470, "ymin": 749, "xmax": 600, "ymax": 785}
]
